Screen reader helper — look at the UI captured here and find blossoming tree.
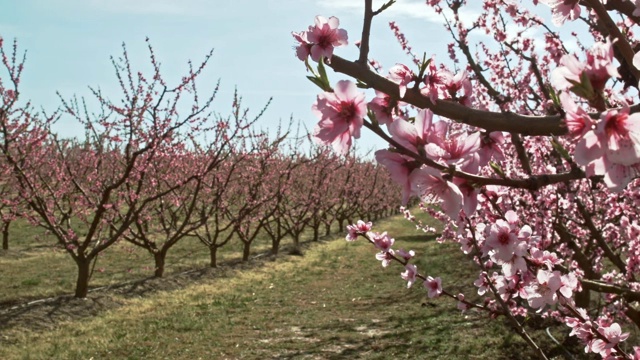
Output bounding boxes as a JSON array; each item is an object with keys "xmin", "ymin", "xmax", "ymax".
[{"xmin": 294, "ymin": 1, "xmax": 640, "ymax": 358}]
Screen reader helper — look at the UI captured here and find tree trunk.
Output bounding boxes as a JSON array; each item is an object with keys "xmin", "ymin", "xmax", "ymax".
[
  {"xmin": 1, "ymin": 220, "xmax": 9, "ymax": 250},
  {"xmin": 312, "ymin": 225, "xmax": 319, "ymax": 242},
  {"xmin": 324, "ymin": 223, "xmax": 331, "ymax": 236},
  {"xmin": 289, "ymin": 233, "xmax": 302, "ymax": 256},
  {"xmin": 74, "ymin": 258, "xmax": 91, "ymax": 298},
  {"xmin": 209, "ymin": 246, "xmax": 218, "ymax": 268},
  {"xmin": 271, "ymin": 238, "xmax": 280, "ymax": 255},
  {"xmin": 338, "ymin": 218, "xmax": 345, "ymax": 231},
  {"xmin": 242, "ymin": 242, "xmax": 251, "ymax": 262},
  {"xmin": 154, "ymin": 251, "xmax": 166, "ymax": 278},
  {"xmin": 271, "ymin": 222, "xmax": 282, "ymax": 255}
]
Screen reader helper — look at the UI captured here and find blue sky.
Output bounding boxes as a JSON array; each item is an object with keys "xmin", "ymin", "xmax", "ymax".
[{"xmin": 0, "ymin": 0, "xmax": 559, "ymax": 152}]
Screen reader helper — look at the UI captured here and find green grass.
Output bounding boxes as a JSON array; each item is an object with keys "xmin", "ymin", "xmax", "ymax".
[
  {"xmin": 0, "ymin": 212, "xmax": 574, "ymax": 359},
  {"xmin": 0, "ymin": 218, "xmax": 297, "ymax": 303}
]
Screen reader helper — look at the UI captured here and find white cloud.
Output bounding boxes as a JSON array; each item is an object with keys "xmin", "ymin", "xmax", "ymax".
[
  {"xmin": 314, "ymin": 0, "xmax": 479, "ymax": 24},
  {"xmin": 86, "ymin": 0, "xmax": 210, "ymax": 15}
]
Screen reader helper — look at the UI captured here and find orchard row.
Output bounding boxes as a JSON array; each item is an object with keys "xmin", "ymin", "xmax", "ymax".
[{"xmin": 0, "ymin": 39, "xmax": 401, "ymax": 298}]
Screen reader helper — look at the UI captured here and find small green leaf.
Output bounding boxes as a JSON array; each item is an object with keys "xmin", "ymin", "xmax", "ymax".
[
  {"xmin": 550, "ymin": 136, "xmax": 572, "ymax": 162},
  {"xmin": 489, "ymin": 161, "xmax": 506, "ymax": 179},
  {"xmin": 367, "ymin": 108, "xmax": 378, "ymax": 127},
  {"xmin": 356, "ymin": 80, "xmax": 370, "ymax": 89},
  {"xmin": 317, "ymin": 57, "xmax": 328, "ymax": 84},
  {"xmin": 566, "ymin": 73, "xmax": 595, "ymax": 100},
  {"xmin": 307, "ymin": 76, "xmax": 331, "ymax": 92},
  {"xmin": 417, "ymin": 53, "xmax": 431, "ymax": 80}
]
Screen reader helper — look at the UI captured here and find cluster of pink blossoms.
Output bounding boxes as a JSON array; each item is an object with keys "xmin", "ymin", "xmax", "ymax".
[
  {"xmin": 375, "ymin": 108, "xmax": 502, "ymax": 218},
  {"xmin": 295, "ymin": 8, "xmax": 640, "ymax": 357},
  {"xmin": 567, "ymin": 308, "xmax": 631, "ymax": 358},
  {"xmin": 555, "ymin": 39, "xmax": 640, "ymax": 191},
  {"xmin": 346, "ymin": 220, "xmax": 442, "ymax": 297}
]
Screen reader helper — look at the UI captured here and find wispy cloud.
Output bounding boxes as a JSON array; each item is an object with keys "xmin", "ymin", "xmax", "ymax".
[
  {"xmin": 86, "ymin": 0, "xmax": 210, "ymax": 16},
  {"xmin": 314, "ymin": 0, "xmax": 479, "ymax": 24},
  {"xmin": 35, "ymin": 0, "xmax": 215, "ymax": 17}
]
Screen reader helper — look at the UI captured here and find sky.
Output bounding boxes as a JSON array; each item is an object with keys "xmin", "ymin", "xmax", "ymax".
[{"xmin": 0, "ymin": 0, "xmax": 559, "ymax": 153}]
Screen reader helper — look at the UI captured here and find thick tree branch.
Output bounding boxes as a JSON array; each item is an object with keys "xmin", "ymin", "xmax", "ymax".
[{"xmin": 328, "ymin": 55, "xmax": 567, "ymax": 135}]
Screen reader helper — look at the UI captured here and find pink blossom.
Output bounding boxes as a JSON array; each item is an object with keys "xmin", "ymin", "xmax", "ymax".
[
  {"xmin": 526, "ymin": 269, "xmax": 563, "ymax": 309},
  {"xmin": 312, "ymin": 80, "xmax": 367, "ymax": 155},
  {"xmin": 477, "ymin": 131, "xmax": 505, "ymax": 166},
  {"xmin": 574, "ymin": 105, "xmax": 640, "ymax": 191},
  {"xmin": 500, "ymin": 242, "xmax": 528, "ymax": 277},
  {"xmin": 474, "ymin": 272, "xmax": 492, "ymax": 296},
  {"xmin": 425, "ymin": 130, "xmax": 481, "ymax": 172},
  {"xmin": 539, "ymin": 0, "xmax": 581, "ymax": 26},
  {"xmin": 409, "ymin": 167, "xmax": 463, "ymax": 218},
  {"xmin": 369, "ymin": 231, "xmax": 395, "ymax": 252},
  {"xmin": 591, "ymin": 323, "xmax": 629, "ymax": 355},
  {"xmin": 388, "ymin": 108, "xmax": 434, "ymax": 153},
  {"xmin": 552, "ymin": 38, "xmax": 619, "ymax": 95},
  {"xmin": 401, "ymin": 264, "xmax": 418, "ymax": 288},
  {"xmin": 388, "ymin": 63, "xmax": 414, "ymax": 98},
  {"xmin": 375, "ymin": 149, "xmax": 417, "ymax": 204},
  {"xmin": 421, "ymin": 58, "xmax": 448, "ymax": 103},
  {"xmin": 292, "ymin": 31, "xmax": 312, "ymax": 61},
  {"xmin": 295, "ymin": 16, "xmax": 348, "ymax": 62},
  {"xmin": 456, "ymin": 293, "xmax": 470, "ymax": 311},
  {"xmin": 346, "ymin": 220, "xmax": 373, "ymax": 241},
  {"xmin": 597, "ymin": 106, "xmax": 640, "ymax": 166},
  {"xmin": 439, "ymin": 69, "xmax": 473, "ymax": 106},
  {"xmin": 560, "ymin": 93, "xmax": 595, "ymax": 139},
  {"xmin": 376, "ymin": 250, "xmax": 395, "ymax": 267},
  {"xmin": 368, "ymin": 90, "xmax": 401, "ymax": 125},
  {"xmin": 453, "ymin": 178, "xmax": 478, "ymax": 217},
  {"xmin": 559, "ymin": 273, "xmax": 578, "ymax": 299},
  {"xmin": 529, "ymin": 247, "xmax": 562, "ymax": 270},
  {"xmin": 396, "ymin": 248, "xmax": 415, "ymax": 261},
  {"xmin": 424, "ymin": 276, "xmax": 442, "ymax": 298},
  {"xmin": 485, "ymin": 219, "xmax": 518, "ymax": 262}
]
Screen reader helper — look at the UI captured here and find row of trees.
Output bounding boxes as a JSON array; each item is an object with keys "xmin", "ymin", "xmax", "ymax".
[{"xmin": 0, "ymin": 38, "xmax": 401, "ymax": 298}]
